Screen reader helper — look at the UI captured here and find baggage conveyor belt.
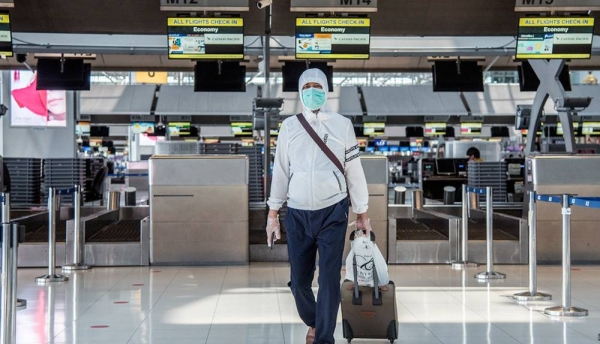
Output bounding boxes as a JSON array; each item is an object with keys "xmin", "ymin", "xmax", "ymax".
[
  {"xmin": 396, "ymin": 218, "xmax": 518, "ymax": 241},
  {"xmin": 467, "ymin": 220, "xmax": 518, "ymax": 240},
  {"xmin": 396, "ymin": 219, "xmax": 449, "ymax": 240},
  {"xmin": 86, "ymin": 220, "xmax": 140, "ymax": 242},
  {"xmin": 23, "ymin": 220, "xmax": 141, "ymax": 243},
  {"xmin": 25, "ymin": 221, "xmax": 67, "ymax": 243}
]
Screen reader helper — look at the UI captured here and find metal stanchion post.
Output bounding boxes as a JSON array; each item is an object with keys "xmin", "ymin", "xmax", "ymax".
[
  {"xmin": 63, "ymin": 185, "xmax": 89, "ymax": 272},
  {"xmin": 394, "ymin": 186, "xmax": 407, "ymax": 205},
  {"xmin": 513, "ymin": 191, "xmax": 551, "ymax": 301},
  {"xmin": 544, "ymin": 194, "xmax": 587, "ymax": 317},
  {"xmin": 411, "ymin": 189, "xmax": 423, "ymax": 219},
  {"xmin": 452, "ymin": 185, "xmax": 479, "ymax": 269},
  {"xmin": 8, "ymin": 223, "xmax": 22, "ymax": 343},
  {"xmin": 475, "ymin": 187, "xmax": 506, "ymax": 280},
  {"xmin": 2, "ymin": 193, "xmax": 27, "ymax": 312},
  {"xmin": 36, "ymin": 188, "xmax": 69, "ymax": 284}
]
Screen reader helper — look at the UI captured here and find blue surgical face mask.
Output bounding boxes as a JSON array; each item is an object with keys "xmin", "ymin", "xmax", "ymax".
[{"xmin": 301, "ymin": 87, "xmax": 326, "ymax": 111}]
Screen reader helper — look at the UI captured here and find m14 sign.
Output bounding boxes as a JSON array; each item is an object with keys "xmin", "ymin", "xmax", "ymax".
[
  {"xmin": 515, "ymin": 0, "xmax": 600, "ymax": 11},
  {"xmin": 290, "ymin": 0, "xmax": 377, "ymax": 12}
]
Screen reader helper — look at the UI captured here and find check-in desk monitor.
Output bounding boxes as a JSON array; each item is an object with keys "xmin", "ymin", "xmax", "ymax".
[
  {"xmin": 505, "ymin": 158, "xmax": 525, "ymax": 198},
  {"xmin": 436, "ymin": 159, "xmax": 456, "ymax": 176},
  {"xmin": 455, "ymin": 159, "xmax": 469, "ymax": 177},
  {"xmin": 421, "ymin": 158, "xmax": 467, "ymax": 202}
]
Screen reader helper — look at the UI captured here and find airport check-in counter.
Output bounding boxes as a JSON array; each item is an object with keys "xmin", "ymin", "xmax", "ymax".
[
  {"xmin": 463, "ymin": 207, "xmax": 527, "ymax": 264},
  {"xmin": 388, "ymin": 205, "xmax": 460, "ymax": 264},
  {"xmin": 419, "ymin": 205, "xmax": 527, "ymax": 264},
  {"xmin": 149, "ymin": 155, "xmax": 249, "ymax": 265},
  {"xmin": 388, "ymin": 200, "xmax": 526, "ymax": 264},
  {"xmin": 343, "ymin": 156, "xmax": 389, "ymax": 262},
  {"xmin": 10, "ymin": 207, "xmax": 106, "ymax": 267},
  {"xmin": 527, "ymin": 155, "xmax": 600, "ymax": 263},
  {"xmin": 66, "ymin": 206, "xmax": 150, "ymax": 266}
]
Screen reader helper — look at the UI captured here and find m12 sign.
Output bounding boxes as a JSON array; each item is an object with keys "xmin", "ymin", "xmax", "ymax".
[{"xmin": 159, "ymin": 0, "xmax": 249, "ymax": 11}]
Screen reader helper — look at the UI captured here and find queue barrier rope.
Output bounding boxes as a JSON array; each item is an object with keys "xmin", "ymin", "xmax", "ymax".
[
  {"xmin": 466, "ymin": 186, "xmax": 487, "ymax": 195},
  {"xmin": 55, "ymin": 187, "xmax": 77, "ymax": 195},
  {"xmin": 536, "ymin": 194, "xmax": 600, "ymax": 209},
  {"xmin": 570, "ymin": 197, "xmax": 600, "ymax": 209},
  {"xmin": 536, "ymin": 194, "xmax": 563, "ymax": 204}
]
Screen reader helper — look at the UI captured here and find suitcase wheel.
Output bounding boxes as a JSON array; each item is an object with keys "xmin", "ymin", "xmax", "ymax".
[
  {"xmin": 342, "ymin": 319, "xmax": 353, "ymax": 342},
  {"xmin": 387, "ymin": 320, "xmax": 398, "ymax": 342}
]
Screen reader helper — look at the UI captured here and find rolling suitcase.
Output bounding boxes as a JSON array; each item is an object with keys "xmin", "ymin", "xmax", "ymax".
[{"xmin": 341, "ymin": 231, "xmax": 398, "ymax": 343}]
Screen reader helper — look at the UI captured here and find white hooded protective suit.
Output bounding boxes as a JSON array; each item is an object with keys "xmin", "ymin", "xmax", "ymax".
[{"xmin": 267, "ymin": 68, "xmax": 369, "ymax": 214}]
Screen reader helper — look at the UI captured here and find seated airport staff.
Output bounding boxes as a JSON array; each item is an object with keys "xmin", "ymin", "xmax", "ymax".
[
  {"xmin": 467, "ymin": 147, "xmax": 484, "ymax": 162},
  {"xmin": 265, "ymin": 68, "xmax": 370, "ymax": 344}
]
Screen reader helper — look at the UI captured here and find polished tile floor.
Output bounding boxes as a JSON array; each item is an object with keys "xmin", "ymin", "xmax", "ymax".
[{"xmin": 10, "ymin": 264, "xmax": 600, "ymax": 343}]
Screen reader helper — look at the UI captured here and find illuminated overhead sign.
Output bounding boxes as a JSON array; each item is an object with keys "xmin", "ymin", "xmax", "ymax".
[
  {"xmin": 160, "ymin": 0, "xmax": 249, "ymax": 11},
  {"xmin": 515, "ymin": 0, "xmax": 600, "ymax": 12},
  {"xmin": 295, "ymin": 18, "xmax": 370, "ymax": 59},
  {"xmin": 0, "ymin": 12, "xmax": 12, "ymax": 57},
  {"xmin": 291, "ymin": 0, "xmax": 377, "ymax": 12},
  {"xmin": 167, "ymin": 17, "xmax": 244, "ymax": 60},
  {"xmin": 516, "ymin": 17, "xmax": 594, "ymax": 59}
]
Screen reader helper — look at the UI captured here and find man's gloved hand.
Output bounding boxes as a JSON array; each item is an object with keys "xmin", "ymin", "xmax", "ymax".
[
  {"xmin": 266, "ymin": 215, "xmax": 281, "ymax": 247},
  {"xmin": 356, "ymin": 216, "xmax": 372, "ymax": 240}
]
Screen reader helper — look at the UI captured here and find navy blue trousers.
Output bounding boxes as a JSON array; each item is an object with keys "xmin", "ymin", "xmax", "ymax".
[{"xmin": 285, "ymin": 198, "xmax": 349, "ymax": 344}]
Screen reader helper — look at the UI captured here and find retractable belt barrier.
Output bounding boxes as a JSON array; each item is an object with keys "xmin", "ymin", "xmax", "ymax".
[
  {"xmin": 55, "ymin": 187, "xmax": 76, "ymax": 195},
  {"xmin": 35, "ymin": 187, "xmax": 74, "ymax": 285},
  {"xmin": 570, "ymin": 197, "xmax": 600, "ymax": 209},
  {"xmin": 107, "ymin": 174, "xmax": 149, "ymax": 178},
  {"xmin": 466, "ymin": 187, "xmax": 486, "ymax": 195},
  {"xmin": 525, "ymin": 192, "xmax": 600, "ymax": 317},
  {"xmin": 451, "ymin": 185, "xmax": 480, "ymax": 269}
]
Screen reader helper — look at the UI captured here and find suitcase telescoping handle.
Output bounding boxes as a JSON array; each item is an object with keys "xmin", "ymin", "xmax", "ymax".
[{"xmin": 351, "ymin": 230, "xmax": 382, "ymax": 306}]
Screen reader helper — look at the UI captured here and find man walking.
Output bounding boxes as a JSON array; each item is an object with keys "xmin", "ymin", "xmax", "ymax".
[{"xmin": 266, "ymin": 69, "xmax": 371, "ymax": 344}]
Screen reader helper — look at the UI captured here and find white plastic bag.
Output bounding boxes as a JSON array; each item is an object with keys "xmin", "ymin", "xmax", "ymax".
[{"xmin": 344, "ymin": 233, "xmax": 390, "ymax": 287}]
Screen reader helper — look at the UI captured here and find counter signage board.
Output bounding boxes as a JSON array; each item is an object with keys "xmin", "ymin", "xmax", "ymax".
[
  {"xmin": 516, "ymin": 17, "xmax": 594, "ymax": 59},
  {"xmin": 168, "ymin": 17, "xmax": 244, "ymax": 59},
  {"xmin": 424, "ymin": 122, "xmax": 446, "ymax": 136},
  {"xmin": 515, "ymin": 0, "xmax": 600, "ymax": 12},
  {"xmin": 582, "ymin": 122, "xmax": 600, "ymax": 135},
  {"xmin": 291, "ymin": 0, "xmax": 377, "ymax": 12},
  {"xmin": 160, "ymin": 0, "xmax": 249, "ymax": 11},
  {"xmin": 557, "ymin": 122, "xmax": 579, "ymax": 135},
  {"xmin": 296, "ymin": 18, "xmax": 370, "ymax": 59},
  {"xmin": 460, "ymin": 122, "xmax": 483, "ymax": 136},
  {"xmin": 363, "ymin": 122, "xmax": 384, "ymax": 136},
  {"xmin": 0, "ymin": 12, "xmax": 11, "ymax": 57}
]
